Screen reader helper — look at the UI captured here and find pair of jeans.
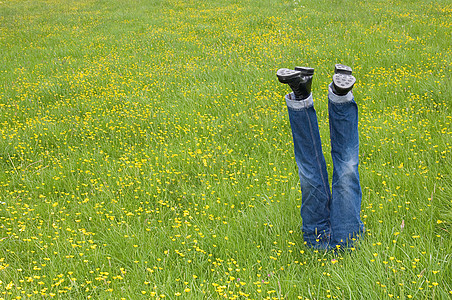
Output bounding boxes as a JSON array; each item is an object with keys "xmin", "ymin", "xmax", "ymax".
[{"xmin": 286, "ymin": 85, "xmax": 364, "ymax": 250}]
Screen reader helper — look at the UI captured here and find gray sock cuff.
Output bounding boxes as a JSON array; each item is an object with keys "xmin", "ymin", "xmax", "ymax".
[
  {"xmin": 285, "ymin": 93, "xmax": 314, "ymax": 110},
  {"xmin": 328, "ymin": 83, "xmax": 354, "ymax": 103}
]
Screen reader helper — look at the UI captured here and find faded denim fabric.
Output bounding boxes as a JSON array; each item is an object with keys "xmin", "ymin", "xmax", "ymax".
[{"xmin": 286, "ymin": 88, "xmax": 364, "ymax": 250}]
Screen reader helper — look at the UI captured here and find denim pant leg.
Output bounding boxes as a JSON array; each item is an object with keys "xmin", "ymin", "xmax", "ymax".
[
  {"xmin": 286, "ymin": 93, "xmax": 332, "ymax": 249},
  {"xmin": 328, "ymin": 86, "xmax": 365, "ymax": 248}
]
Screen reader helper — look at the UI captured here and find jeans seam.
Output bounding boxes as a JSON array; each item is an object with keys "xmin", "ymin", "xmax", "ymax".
[{"xmin": 304, "ymin": 109, "xmax": 330, "ymax": 204}]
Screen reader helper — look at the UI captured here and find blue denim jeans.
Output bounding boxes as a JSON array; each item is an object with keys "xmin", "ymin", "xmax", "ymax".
[{"xmin": 286, "ymin": 85, "xmax": 364, "ymax": 250}]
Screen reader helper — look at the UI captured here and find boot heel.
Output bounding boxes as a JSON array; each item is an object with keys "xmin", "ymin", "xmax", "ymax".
[
  {"xmin": 334, "ymin": 64, "xmax": 353, "ymax": 75},
  {"xmin": 332, "ymin": 73, "xmax": 356, "ymax": 95}
]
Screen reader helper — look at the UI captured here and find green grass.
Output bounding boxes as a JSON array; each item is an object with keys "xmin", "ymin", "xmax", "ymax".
[{"xmin": 0, "ymin": 0, "xmax": 451, "ymax": 299}]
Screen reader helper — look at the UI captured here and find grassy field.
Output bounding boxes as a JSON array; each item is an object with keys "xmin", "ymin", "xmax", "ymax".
[{"xmin": 0, "ymin": 0, "xmax": 451, "ymax": 298}]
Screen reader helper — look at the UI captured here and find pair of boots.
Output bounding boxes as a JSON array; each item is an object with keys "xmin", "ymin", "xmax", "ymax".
[{"xmin": 276, "ymin": 64, "xmax": 355, "ymax": 99}]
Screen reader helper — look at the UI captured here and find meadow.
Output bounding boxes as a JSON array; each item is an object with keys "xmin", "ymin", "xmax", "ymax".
[{"xmin": 0, "ymin": 0, "xmax": 451, "ymax": 298}]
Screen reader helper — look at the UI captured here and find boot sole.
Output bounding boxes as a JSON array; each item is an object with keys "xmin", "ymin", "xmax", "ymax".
[
  {"xmin": 333, "ymin": 73, "xmax": 356, "ymax": 94},
  {"xmin": 276, "ymin": 68, "xmax": 301, "ymax": 83}
]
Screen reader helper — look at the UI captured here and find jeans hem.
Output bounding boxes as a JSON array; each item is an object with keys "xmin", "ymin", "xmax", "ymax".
[
  {"xmin": 328, "ymin": 84, "xmax": 354, "ymax": 104},
  {"xmin": 285, "ymin": 93, "xmax": 314, "ymax": 110}
]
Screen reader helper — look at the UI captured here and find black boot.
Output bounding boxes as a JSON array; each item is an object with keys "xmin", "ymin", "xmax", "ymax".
[
  {"xmin": 277, "ymin": 67, "xmax": 314, "ymax": 100},
  {"xmin": 331, "ymin": 64, "xmax": 355, "ymax": 96}
]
